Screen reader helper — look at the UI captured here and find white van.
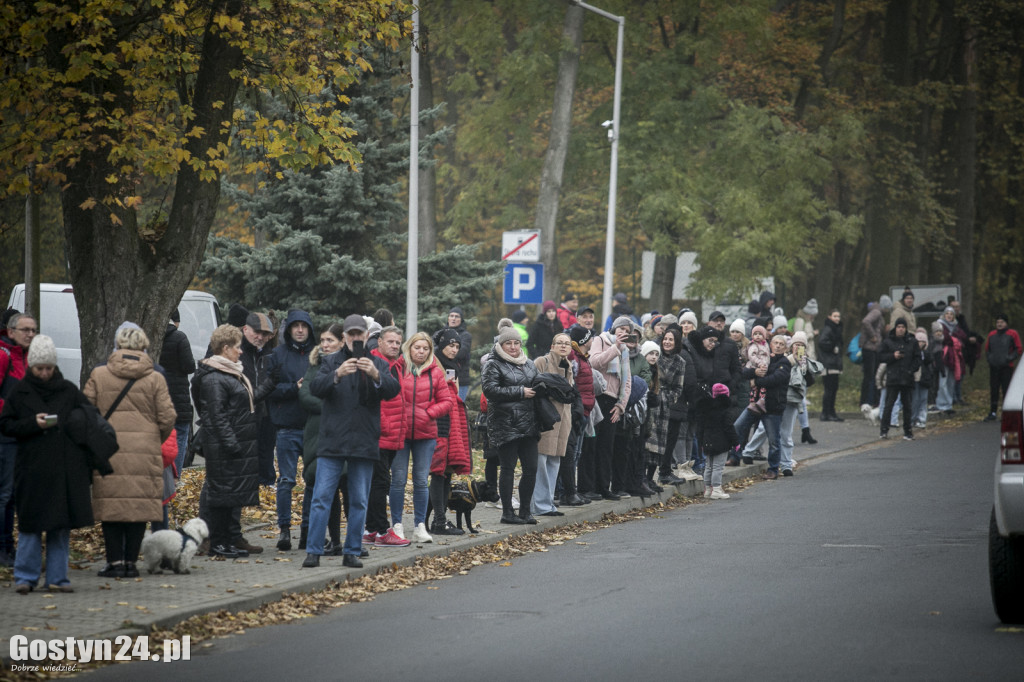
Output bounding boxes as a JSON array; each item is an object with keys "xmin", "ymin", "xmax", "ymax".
[{"xmin": 6, "ymin": 283, "xmax": 221, "ymax": 386}]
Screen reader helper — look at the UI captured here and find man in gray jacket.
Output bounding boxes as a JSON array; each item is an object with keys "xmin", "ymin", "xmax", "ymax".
[{"xmin": 860, "ymin": 295, "xmax": 892, "ymax": 411}]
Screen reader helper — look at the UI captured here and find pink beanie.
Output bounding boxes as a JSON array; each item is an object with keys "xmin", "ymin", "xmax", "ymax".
[{"xmin": 712, "ymin": 383, "xmax": 730, "ymax": 398}]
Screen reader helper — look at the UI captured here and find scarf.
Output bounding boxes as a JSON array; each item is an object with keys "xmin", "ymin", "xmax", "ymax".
[
  {"xmin": 203, "ymin": 355, "xmax": 254, "ymax": 413},
  {"xmin": 492, "ymin": 342, "xmax": 527, "ymax": 366}
]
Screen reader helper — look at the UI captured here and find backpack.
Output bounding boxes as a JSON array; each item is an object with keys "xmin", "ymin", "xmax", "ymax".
[{"xmin": 847, "ymin": 333, "xmax": 862, "ymax": 365}]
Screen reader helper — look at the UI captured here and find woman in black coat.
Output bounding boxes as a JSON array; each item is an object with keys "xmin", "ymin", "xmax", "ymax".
[
  {"xmin": 0, "ymin": 335, "xmax": 94, "ymax": 593},
  {"xmin": 482, "ymin": 318, "xmax": 539, "ymax": 525},
  {"xmin": 527, "ymin": 301, "xmax": 564, "ymax": 359},
  {"xmin": 193, "ymin": 324, "xmax": 272, "ymax": 558},
  {"xmin": 817, "ymin": 309, "xmax": 844, "ymax": 422}
]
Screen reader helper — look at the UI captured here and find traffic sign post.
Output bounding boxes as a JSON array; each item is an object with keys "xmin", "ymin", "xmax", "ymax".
[{"xmin": 503, "ymin": 263, "xmax": 544, "ymax": 305}]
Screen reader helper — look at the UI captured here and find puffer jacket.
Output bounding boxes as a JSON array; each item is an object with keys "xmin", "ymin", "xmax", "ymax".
[
  {"xmin": 265, "ymin": 309, "xmax": 316, "ymax": 429},
  {"xmin": 818, "ymin": 318, "xmax": 844, "ymax": 374},
  {"xmin": 161, "ymin": 323, "xmax": 196, "ymax": 423},
  {"xmin": 298, "ymin": 347, "xmax": 327, "ymax": 483},
  {"xmin": 481, "ymin": 346, "xmax": 539, "ymax": 448},
  {"xmin": 986, "ymin": 329, "xmax": 1022, "ymax": 369},
  {"xmin": 192, "ymin": 362, "xmax": 262, "ymax": 508},
  {"xmin": 84, "ymin": 349, "xmax": 176, "ymax": 522},
  {"xmin": 687, "ymin": 329, "xmax": 737, "ymax": 392},
  {"xmin": 860, "ymin": 308, "xmax": 884, "ymax": 352},
  {"xmin": 748, "ymin": 353, "xmax": 792, "ymax": 415},
  {"xmin": 569, "ymin": 350, "xmax": 595, "ymax": 417},
  {"xmin": 879, "ymin": 329, "xmax": 921, "ymax": 387},
  {"xmin": 371, "ymin": 348, "xmax": 407, "ymax": 450},
  {"xmin": 401, "ymin": 358, "xmax": 453, "ymax": 441},
  {"xmin": 432, "ymin": 389, "xmax": 472, "ymax": 476}
]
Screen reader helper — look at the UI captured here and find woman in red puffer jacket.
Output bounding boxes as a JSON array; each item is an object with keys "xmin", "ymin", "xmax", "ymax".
[
  {"xmin": 389, "ymin": 332, "xmax": 453, "ymax": 544},
  {"xmin": 366, "ymin": 326, "xmax": 408, "ymax": 546}
]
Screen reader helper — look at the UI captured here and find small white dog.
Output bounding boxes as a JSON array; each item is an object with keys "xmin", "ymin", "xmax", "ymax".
[{"xmin": 140, "ymin": 518, "xmax": 209, "ymax": 575}]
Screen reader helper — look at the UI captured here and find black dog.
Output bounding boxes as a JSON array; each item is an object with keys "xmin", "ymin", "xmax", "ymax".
[{"xmin": 426, "ymin": 479, "xmax": 492, "ymax": 534}]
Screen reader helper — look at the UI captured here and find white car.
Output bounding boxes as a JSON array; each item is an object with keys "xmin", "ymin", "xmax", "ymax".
[
  {"xmin": 6, "ymin": 283, "xmax": 220, "ymax": 386},
  {"xmin": 990, "ymin": 360, "xmax": 1024, "ymax": 623}
]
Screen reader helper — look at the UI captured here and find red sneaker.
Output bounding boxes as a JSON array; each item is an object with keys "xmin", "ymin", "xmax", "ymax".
[
  {"xmin": 362, "ymin": 531, "xmax": 377, "ymax": 545},
  {"xmin": 375, "ymin": 529, "xmax": 411, "ymax": 547}
]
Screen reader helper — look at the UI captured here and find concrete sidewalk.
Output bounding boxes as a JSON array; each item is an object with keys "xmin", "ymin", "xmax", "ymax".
[{"xmin": 0, "ymin": 410, "xmax": 920, "ymax": 647}]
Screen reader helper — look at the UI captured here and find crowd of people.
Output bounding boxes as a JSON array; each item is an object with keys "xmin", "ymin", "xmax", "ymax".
[{"xmin": 0, "ymin": 287, "xmax": 1019, "ymax": 591}]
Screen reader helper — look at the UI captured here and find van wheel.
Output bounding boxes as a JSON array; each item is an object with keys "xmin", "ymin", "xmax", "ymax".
[{"xmin": 989, "ymin": 508, "xmax": 1024, "ymax": 623}]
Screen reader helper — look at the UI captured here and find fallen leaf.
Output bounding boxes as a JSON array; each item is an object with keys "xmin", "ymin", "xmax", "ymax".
[{"xmin": 43, "ymin": 605, "xmax": 57, "ymax": 610}]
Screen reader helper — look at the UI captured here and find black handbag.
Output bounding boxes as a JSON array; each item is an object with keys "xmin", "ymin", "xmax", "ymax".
[
  {"xmin": 183, "ymin": 426, "xmax": 202, "ymax": 469},
  {"xmin": 63, "ymin": 404, "xmax": 119, "ymax": 475}
]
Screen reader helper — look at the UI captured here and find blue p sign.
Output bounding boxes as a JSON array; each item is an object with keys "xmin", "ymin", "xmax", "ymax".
[{"xmin": 503, "ymin": 263, "xmax": 544, "ymax": 305}]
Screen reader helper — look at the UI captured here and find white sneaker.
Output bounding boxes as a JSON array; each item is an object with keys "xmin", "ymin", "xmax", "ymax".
[
  {"xmin": 703, "ymin": 485, "xmax": 713, "ymax": 499},
  {"xmin": 392, "ymin": 522, "xmax": 405, "ymax": 540},
  {"xmin": 413, "ymin": 523, "xmax": 433, "ymax": 543},
  {"xmin": 710, "ymin": 487, "xmax": 731, "ymax": 500},
  {"xmin": 677, "ymin": 463, "xmax": 702, "ymax": 481},
  {"xmin": 484, "ymin": 501, "xmax": 500, "ymax": 509},
  {"xmin": 511, "ymin": 496, "xmax": 520, "ymax": 510}
]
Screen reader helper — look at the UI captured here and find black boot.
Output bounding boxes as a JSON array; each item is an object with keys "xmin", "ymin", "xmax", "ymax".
[
  {"xmin": 801, "ymin": 427, "xmax": 818, "ymax": 445},
  {"xmin": 298, "ymin": 525, "xmax": 308, "ymax": 551},
  {"xmin": 277, "ymin": 528, "xmax": 291, "ymax": 551}
]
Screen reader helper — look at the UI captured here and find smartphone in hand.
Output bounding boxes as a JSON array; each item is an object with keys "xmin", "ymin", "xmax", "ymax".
[
  {"xmin": 44, "ymin": 414, "xmax": 58, "ymax": 427},
  {"xmin": 445, "ymin": 369, "xmax": 456, "ymax": 381},
  {"xmin": 351, "ymin": 340, "xmax": 365, "ymax": 358}
]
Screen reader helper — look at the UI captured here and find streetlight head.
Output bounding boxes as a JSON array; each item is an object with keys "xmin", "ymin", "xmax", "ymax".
[{"xmin": 601, "ymin": 120, "xmax": 614, "ymax": 128}]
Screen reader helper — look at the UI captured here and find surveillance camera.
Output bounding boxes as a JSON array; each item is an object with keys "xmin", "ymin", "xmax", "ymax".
[{"xmin": 601, "ymin": 120, "xmax": 614, "ymax": 128}]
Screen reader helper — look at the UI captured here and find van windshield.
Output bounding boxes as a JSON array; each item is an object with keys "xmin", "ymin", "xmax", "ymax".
[
  {"xmin": 40, "ymin": 291, "xmax": 81, "ymax": 350},
  {"xmin": 179, "ymin": 299, "xmax": 217, "ymax": 358}
]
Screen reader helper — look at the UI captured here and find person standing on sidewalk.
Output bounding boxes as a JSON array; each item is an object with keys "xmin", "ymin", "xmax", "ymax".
[
  {"xmin": 699, "ymin": 384, "xmax": 740, "ymax": 500},
  {"xmin": 860, "ymin": 296, "xmax": 891, "ymax": 412},
  {"xmin": 161, "ymin": 309, "xmax": 196, "ymax": 476},
  {"xmin": 264, "ymin": 310, "xmax": 316, "ymax": 551},
  {"xmin": 0, "ymin": 312, "xmax": 33, "ymax": 567},
  {"xmin": 304, "ymin": 314, "xmax": 400, "ymax": 568},
  {"xmin": 818, "ymin": 309, "xmax": 844, "ymax": 422},
  {"xmin": 446, "ymin": 307, "xmax": 473, "ymax": 401},
  {"xmin": 878, "ymin": 318, "xmax": 921, "ymax": 441},
  {"xmin": 531, "ymin": 332, "xmax": 575, "ymax": 517},
  {"xmin": 588, "ymin": 317, "xmax": 633, "ymax": 500},
  {"xmin": 984, "ymin": 314, "xmax": 1021, "ymax": 421}
]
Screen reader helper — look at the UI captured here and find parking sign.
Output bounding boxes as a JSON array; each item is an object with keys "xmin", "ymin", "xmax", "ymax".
[{"xmin": 503, "ymin": 263, "xmax": 544, "ymax": 305}]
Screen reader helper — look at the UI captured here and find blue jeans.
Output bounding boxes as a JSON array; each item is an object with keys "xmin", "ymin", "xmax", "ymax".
[
  {"xmin": 936, "ymin": 372, "xmax": 955, "ymax": 411},
  {"xmin": 779, "ymin": 404, "xmax": 799, "ymax": 472},
  {"xmin": 275, "ymin": 428, "xmax": 304, "ymax": 529},
  {"xmin": 531, "ymin": 453, "xmax": 561, "ymax": 515},
  {"xmin": 14, "ymin": 529, "xmax": 70, "ymax": 588},
  {"xmin": 912, "ymin": 384, "xmax": 928, "ymax": 426},
  {"xmin": 390, "ymin": 439, "xmax": 434, "ymax": 526},
  {"xmin": 458, "ymin": 385, "xmax": 469, "ymax": 401},
  {"xmin": 173, "ymin": 421, "xmax": 191, "ymax": 475},
  {"xmin": 307, "ymin": 457, "xmax": 372, "ymax": 557},
  {"xmin": 742, "ymin": 422, "xmax": 766, "ymax": 457},
  {"xmin": 734, "ymin": 409, "xmax": 782, "ymax": 472}
]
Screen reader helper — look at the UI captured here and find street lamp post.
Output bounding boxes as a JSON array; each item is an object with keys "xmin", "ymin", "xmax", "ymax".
[{"xmin": 574, "ymin": 1, "xmax": 623, "ymax": 329}]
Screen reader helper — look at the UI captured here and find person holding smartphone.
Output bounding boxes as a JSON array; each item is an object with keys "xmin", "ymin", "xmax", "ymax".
[{"xmin": 428, "ymin": 328, "xmax": 472, "ymax": 535}]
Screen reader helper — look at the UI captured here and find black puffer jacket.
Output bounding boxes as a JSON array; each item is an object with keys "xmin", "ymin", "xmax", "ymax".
[
  {"xmin": 192, "ymin": 364, "xmax": 268, "ymax": 508},
  {"xmin": 687, "ymin": 329, "xmax": 740, "ymax": 396},
  {"xmin": 749, "ymin": 353, "xmax": 792, "ymax": 415},
  {"xmin": 161, "ymin": 323, "xmax": 196, "ymax": 423},
  {"xmin": 818, "ymin": 319, "xmax": 844, "ymax": 373},
  {"xmin": 879, "ymin": 329, "xmax": 921, "ymax": 387},
  {"xmin": 481, "ymin": 348, "xmax": 539, "ymax": 448}
]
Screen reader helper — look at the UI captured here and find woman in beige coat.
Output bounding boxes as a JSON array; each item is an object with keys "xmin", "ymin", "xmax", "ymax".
[
  {"xmin": 84, "ymin": 324, "xmax": 176, "ymax": 579},
  {"xmin": 531, "ymin": 332, "xmax": 574, "ymax": 517}
]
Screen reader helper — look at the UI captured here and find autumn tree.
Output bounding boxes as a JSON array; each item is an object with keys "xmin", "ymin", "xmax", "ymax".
[{"xmin": 0, "ymin": 0, "xmax": 408, "ymax": 381}]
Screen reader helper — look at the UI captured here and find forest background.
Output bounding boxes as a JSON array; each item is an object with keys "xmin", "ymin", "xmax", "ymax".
[{"xmin": 1, "ymin": 0, "xmax": 1021, "ymax": 377}]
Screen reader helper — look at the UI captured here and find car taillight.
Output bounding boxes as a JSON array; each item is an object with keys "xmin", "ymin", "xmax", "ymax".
[{"xmin": 1002, "ymin": 411, "xmax": 1023, "ymax": 463}]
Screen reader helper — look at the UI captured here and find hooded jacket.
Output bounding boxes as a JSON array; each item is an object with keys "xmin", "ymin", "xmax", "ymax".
[
  {"xmin": 986, "ymin": 328, "xmax": 1021, "ymax": 369},
  {"xmin": 161, "ymin": 322, "xmax": 196, "ymax": 423},
  {"xmin": 447, "ymin": 307, "xmax": 473, "ymax": 386},
  {"xmin": 265, "ymin": 309, "xmax": 316, "ymax": 429},
  {"xmin": 84, "ymin": 349, "xmax": 177, "ymax": 522},
  {"xmin": 818, "ymin": 318, "xmax": 844, "ymax": 374},
  {"xmin": 879, "ymin": 327, "xmax": 922, "ymax": 387}
]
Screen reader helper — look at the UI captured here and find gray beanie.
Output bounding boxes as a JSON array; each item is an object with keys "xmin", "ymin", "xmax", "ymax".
[
  {"xmin": 679, "ymin": 311, "xmax": 698, "ymax": 328},
  {"xmin": 495, "ymin": 318, "xmax": 520, "ymax": 345},
  {"xmin": 879, "ymin": 295, "xmax": 893, "ymax": 311},
  {"xmin": 611, "ymin": 315, "xmax": 634, "ymax": 331},
  {"xmin": 27, "ymin": 334, "xmax": 58, "ymax": 367},
  {"xmin": 660, "ymin": 313, "xmax": 679, "ymax": 327},
  {"xmin": 803, "ymin": 299, "xmax": 818, "ymax": 316}
]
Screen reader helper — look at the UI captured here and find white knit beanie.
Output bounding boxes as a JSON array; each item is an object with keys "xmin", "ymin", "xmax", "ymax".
[
  {"xmin": 27, "ymin": 334, "xmax": 58, "ymax": 367},
  {"xmin": 640, "ymin": 341, "xmax": 660, "ymax": 357},
  {"xmin": 730, "ymin": 319, "xmax": 746, "ymax": 335}
]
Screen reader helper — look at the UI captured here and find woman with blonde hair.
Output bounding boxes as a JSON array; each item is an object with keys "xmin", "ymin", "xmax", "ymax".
[
  {"xmin": 389, "ymin": 331, "xmax": 453, "ymax": 543},
  {"xmin": 85, "ymin": 323, "xmax": 176, "ymax": 577},
  {"xmin": 531, "ymin": 332, "xmax": 574, "ymax": 516}
]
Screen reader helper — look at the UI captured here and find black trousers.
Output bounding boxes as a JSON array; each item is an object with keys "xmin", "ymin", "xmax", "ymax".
[
  {"xmin": 366, "ymin": 449, "xmax": 396, "ymax": 534},
  {"xmin": 205, "ymin": 506, "xmax": 234, "ymax": 548},
  {"xmin": 881, "ymin": 384, "xmax": 914, "ymax": 436},
  {"xmin": 557, "ymin": 420, "xmax": 581, "ymax": 499},
  {"xmin": 102, "ymin": 521, "xmax": 146, "ymax": 563},
  {"xmin": 257, "ymin": 417, "xmax": 277, "ymax": 486},
  {"xmin": 822, "ymin": 374, "xmax": 840, "ymax": 417},
  {"xmin": 592, "ymin": 394, "xmax": 618, "ymax": 494},
  {"xmin": 860, "ymin": 349, "xmax": 879, "ymax": 407},
  {"xmin": 990, "ymin": 365, "xmax": 1014, "ymax": 413},
  {"xmin": 498, "ymin": 437, "xmax": 538, "ymax": 516},
  {"xmin": 576, "ymin": 432, "xmax": 597, "ymax": 493},
  {"xmin": 611, "ymin": 428, "xmax": 633, "ymax": 492},
  {"xmin": 198, "ymin": 483, "xmax": 243, "ymax": 543}
]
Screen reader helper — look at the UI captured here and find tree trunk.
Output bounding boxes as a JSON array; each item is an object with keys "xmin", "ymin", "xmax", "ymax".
[
  {"xmin": 649, "ymin": 252, "xmax": 675, "ymax": 315},
  {"xmin": 418, "ymin": 19, "xmax": 438, "ymax": 256},
  {"xmin": 59, "ymin": 0, "xmax": 245, "ymax": 381},
  {"xmin": 536, "ymin": 4, "xmax": 584, "ymax": 302},
  {"xmin": 952, "ymin": 21, "xmax": 977, "ymax": 320}
]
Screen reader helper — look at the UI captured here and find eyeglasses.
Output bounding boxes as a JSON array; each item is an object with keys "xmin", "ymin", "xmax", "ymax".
[{"xmin": 15, "ymin": 327, "xmax": 38, "ymax": 334}]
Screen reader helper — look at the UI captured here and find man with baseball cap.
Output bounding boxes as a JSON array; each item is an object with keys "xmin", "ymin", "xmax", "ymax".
[{"xmin": 304, "ymin": 314, "xmax": 400, "ymax": 568}]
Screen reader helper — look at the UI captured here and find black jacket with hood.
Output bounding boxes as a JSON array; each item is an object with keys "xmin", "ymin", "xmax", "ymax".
[{"xmin": 264, "ymin": 309, "xmax": 316, "ymax": 429}]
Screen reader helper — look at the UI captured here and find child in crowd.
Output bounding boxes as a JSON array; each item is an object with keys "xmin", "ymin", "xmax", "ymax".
[
  {"xmin": 911, "ymin": 329, "xmax": 933, "ymax": 429},
  {"xmin": 699, "ymin": 383, "xmax": 740, "ymax": 500},
  {"xmin": 746, "ymin": 325, "xmax": 770, "ymax": 413}
]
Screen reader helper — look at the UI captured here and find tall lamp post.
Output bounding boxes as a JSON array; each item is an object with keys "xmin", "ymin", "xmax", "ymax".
[
  {"xmin": 406, "ymin": 5, "xmax": 420, "ymax": 334},
  {"xmin": 573, "ymin": 1, "xmax": 623, "ymax": 328}
]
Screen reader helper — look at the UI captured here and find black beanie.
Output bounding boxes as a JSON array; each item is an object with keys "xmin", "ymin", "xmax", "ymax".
[{"xmin": 227, "ymin": 303, "xmax": 250, "ymax": 328}]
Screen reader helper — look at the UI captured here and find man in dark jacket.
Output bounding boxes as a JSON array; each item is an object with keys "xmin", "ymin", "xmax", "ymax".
[
  {"xmin": 303, "ymin": 314, "xmax": 400, "ymax": 568},
  {"xmin": 879, "ymin": 318, "xmax": 922, "ymax": 440},
  {"xmin": 162, "ymin": 309, "xmax": 197, "ymax": 474},
  {"xmin": 447, "ymin": 307, "xmax": 472, "ymax": 400},
  {"xmin": 239, "ymin": 312, "xmax": 276, "ymax": 488},
  {"xmin": 732, "ymin": 334, "xmax": 792, "ymax": 479},
  {"xmin": 265, "ymin": 309, "xmax": 316, "ymax": 550},
  {"xmin": 985, "ymin": 314, "xmax": 1022, "ymax": 421},
  {"xmin": 0, "ymin": 312, "xmax": 33, "ymax": 567}
]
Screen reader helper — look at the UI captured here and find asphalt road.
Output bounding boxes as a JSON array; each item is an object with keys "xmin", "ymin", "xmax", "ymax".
[{"xmin": 86, "ymin": 422, "xmax": 1020, "ymax": 681}]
